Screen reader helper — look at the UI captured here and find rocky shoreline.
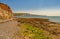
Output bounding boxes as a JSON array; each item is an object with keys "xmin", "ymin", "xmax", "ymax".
[{"xmin": 15, "ymin": 18, "xmax": 60, "ymax": 39}]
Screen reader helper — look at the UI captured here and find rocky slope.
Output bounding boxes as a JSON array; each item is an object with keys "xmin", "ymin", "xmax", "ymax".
[{"xmin": 0, "ymin": 3, "xmax": 13, "ymax": 20}]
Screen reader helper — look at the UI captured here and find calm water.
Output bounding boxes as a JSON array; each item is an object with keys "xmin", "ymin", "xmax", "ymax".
[
  {"xmin": 15, "ymin": 16, "xmax": 60, "ymax": 23},
  {"xmin": 48, "ymin": 16, "xmax": 60, "ymax": 23}
]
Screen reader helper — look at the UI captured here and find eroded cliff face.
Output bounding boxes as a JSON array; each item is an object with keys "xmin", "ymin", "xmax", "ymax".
[
  {"xmin": 0, "ymin": 3, "xmax": 24, "ymax": 39},
  {"xmin": 0, "ymin": 3, "xmax": 13, "ymax": 20}
]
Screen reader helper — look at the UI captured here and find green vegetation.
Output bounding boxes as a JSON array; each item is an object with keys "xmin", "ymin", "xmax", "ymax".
[{"xmin": 20, "ymin": 23, "xmax": 52, "ymax": 39}]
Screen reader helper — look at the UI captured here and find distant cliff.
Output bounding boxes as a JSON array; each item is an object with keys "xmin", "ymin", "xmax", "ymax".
[
  {"xmin": 14, "ymin": 13, "xmax": 47, "ymax": 18},
  {"xmin": 0, "ymin": 3, "xmax": 13, "ymax": 20}
]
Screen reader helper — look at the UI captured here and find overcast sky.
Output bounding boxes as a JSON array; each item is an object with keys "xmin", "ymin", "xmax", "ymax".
[{"xmin": 0, "ymin": 0, "xmax": 60, "ymax": 16}]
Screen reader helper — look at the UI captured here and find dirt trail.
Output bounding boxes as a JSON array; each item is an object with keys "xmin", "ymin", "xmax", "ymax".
[{"xmin": 0, "ymin": 20, "xmax": 23, "ymax": 39}]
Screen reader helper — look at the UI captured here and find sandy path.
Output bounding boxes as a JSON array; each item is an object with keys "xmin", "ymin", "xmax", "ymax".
[{"xmin": 0, "ymin": 20, "xmax": 23, "ymax": 39}]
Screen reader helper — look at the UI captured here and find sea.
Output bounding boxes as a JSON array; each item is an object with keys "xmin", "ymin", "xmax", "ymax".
[{"xmin": 15, "ymin": 16, "xmax": 60, "ymax": 23}]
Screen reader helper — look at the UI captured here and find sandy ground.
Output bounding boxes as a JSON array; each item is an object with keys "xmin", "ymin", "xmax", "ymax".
[{"xmin": 0, "ymin": 20, "xmax": 23, "ymax": 39}]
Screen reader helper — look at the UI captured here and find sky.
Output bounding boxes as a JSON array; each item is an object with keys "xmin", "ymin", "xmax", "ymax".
[{"xmin": 0, "ymin": 0, "xmax": 60, "ymax": 16}]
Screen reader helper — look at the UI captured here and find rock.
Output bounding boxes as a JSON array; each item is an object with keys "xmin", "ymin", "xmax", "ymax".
[{"xmin": 0, "ymin": 3, "xmax": 13, "ymax": 20}]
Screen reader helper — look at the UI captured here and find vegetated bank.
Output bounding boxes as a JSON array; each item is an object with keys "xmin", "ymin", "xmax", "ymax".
[{"xmin": 14, "ymin": 18, "xmax": 60, "ymax": 39}]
